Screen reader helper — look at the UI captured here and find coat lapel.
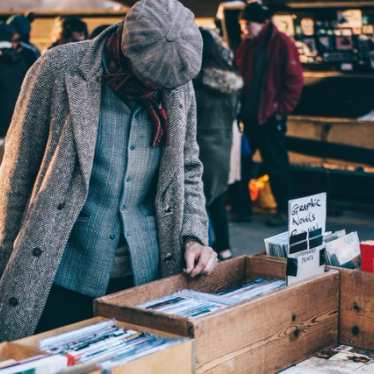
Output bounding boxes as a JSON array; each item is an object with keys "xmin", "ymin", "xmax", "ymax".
[
  {"xmin": 65, "ymin": 74, "xmax": 102, "ymax": 190},
  {"xmin": 158, "ymin": 87, "xmax": 186, "ymax": 194},
  {"xmin": 64, "ymin": 26, "xmax": 116, "ymax": 190}
]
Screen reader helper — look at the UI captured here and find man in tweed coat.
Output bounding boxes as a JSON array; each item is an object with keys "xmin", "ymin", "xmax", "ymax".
[{"xmin": 0, "ymin": 0, "xmax": 217, "ymax": 341}]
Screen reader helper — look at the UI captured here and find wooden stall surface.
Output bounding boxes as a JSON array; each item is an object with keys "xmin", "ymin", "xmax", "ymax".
[
  {"xmin": 13, "ymin": 317, "xmax": 193, "ymax": 374},
  {"xmin": 95, "ymin": 256, "xmax": 339, "ymax": 374},
  {"xmin": 288, "ymin": 115, "xmax": 374, "ymax": 151}
]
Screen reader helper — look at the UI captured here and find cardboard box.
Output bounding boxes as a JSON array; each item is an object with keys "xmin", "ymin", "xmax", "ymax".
[
  {"xmin": 95, "ymin": 256, "xmax": 339, "ymax": 373},
  {"xmin": 11, "ymin": 317, "xmax": 193, "ymax": 374}
]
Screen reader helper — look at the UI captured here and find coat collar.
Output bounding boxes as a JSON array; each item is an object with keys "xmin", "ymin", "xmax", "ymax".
[{"xmin": 78, "ymin": 24, "xmax": 118, "ymax": 81}]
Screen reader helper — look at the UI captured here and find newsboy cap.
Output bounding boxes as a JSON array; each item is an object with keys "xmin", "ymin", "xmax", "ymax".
[{"xmin": 122, "ymin": 0, "xmax": 203, "ymax": 89}]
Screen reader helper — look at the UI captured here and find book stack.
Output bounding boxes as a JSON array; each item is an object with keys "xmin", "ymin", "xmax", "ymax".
[
  {"xmin": 360, "ymin": 241, "xmax": 374, "ymax": 272},
  {"xmin": 265, "ymin": 230, "xmax": 362, "ymax": 270},
  {"xmin": 139, "ymin": 278, "xmax": 286, "ymax": 318},
  {"xmin": 37, "ymin": 320, "xmax": 180, "ymax": 372},
  {"xmin": 0, "ymin": 320, "xmax": 183, "ymax": 374},
  {"xmin": 0, "ymin": 354, "xmax": 67, "ymax": 373},
  {"xmin": 217, "ymin": 278, "xmax": 286, "ymax": 303},
  {"xmin": 265, "ymin": 232, "xmax": 289, "ymax": 258},
  {"xmin": 324, "ymin": 231, "xmax": 361, "ymax": 269}
]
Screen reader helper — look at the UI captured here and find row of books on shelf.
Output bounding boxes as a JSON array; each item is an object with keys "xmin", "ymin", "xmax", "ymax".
[{"xmin": 265, "ymin": 229, "xmax": 374, "ymax": 271}]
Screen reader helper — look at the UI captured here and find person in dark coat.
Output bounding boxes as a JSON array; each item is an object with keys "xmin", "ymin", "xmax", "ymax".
[
  {"xmin": 194, "ymin": 27, "xmax": 243, "ymax": 260},
  {"xmin": 6, "ymin": 14, "xmax": 40, "ymax": 59},
  {"xmin": 236, "ymin": 2, "xmax": 304, "ymax": 226},
  {"xmin": 48, "ymin": 16, "xmax": 88, "ymax": 50},
  {"xmin": 0, "ymin": 22, "xmax": 36, "ymax": 139}
]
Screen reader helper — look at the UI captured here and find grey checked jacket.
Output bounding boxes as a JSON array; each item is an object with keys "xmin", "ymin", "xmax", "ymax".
[
  {"xmin": 0, "ymin": 27, "xmax": 208, "ymax": 340},
  {"xmin": 55, "ymin": 84, "xmax": 161, "ymax": 297}
]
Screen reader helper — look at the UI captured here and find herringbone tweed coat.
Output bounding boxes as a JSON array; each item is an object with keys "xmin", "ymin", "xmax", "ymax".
[{"xmin": 0, "ymin": 27, "xmax": 208, "ymax": 341}]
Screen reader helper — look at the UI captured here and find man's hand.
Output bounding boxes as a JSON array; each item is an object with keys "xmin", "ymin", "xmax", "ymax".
[{"xmin": 184, "ymin": 241, "xmax": 218, "ymax": 278}]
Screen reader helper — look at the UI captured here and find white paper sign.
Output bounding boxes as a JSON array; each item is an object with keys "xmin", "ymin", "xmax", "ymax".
[
  {"xmin": 287, "ymin": 193, "xmax": 327, "ymax": 285},
  {"xmin": 288, "ymin": 192, "xmax": 326, "ymax": 238}
]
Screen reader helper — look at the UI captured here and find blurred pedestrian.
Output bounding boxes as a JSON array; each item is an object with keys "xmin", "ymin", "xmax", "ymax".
[
  {"xmin": 236, "ymin": 2, "xmax": 304, "ymax": 226},
  {"xmin": 90, "ymin": 24, "xmax": 111, "ymax": 39},
  {"xmin": 194, "ymin": 27, "xmax": 243, "ymax": 260},
  {"xmin": 0, "ymin": 22, "xmax": 36, "ymax": 141},
  {"xmin": 48, "ymin": 16, "xmax": 88, "ymax": 49},
  {"xmin": 6, "ymin": 14, "xmax": 40, "ymax": 59},
  {"xmin": 0, "ymin": 0, "xmax": 216, "ymax": 341}
]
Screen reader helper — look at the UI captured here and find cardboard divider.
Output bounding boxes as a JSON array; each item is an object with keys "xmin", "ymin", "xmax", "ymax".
[{"xmin": 95, "ymin": 255, "xmax": 339, "ymax": 373}]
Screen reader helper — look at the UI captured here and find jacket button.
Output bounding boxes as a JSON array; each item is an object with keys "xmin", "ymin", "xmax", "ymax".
[
  {"xmin": 9, "ymin": 297, "xmax": 19, "ymax": 307},
  {"xmin": 32, "ymin": 247, "xmax": 43, "ymax": 257},
  {"xmin": 164, "ymin": 206, "xmax": 172, "ymax": 214},
  {"xmin": 164, "ymin": 253, "xmax": 173, "ymax": 262},
  {"xmin": 57, "ymin": 202, "xmax": 65, "ymax": 210}
]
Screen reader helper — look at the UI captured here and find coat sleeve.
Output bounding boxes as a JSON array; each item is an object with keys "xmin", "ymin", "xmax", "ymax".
[
  {"xmin": 277, "ymin": 37, "xmax": 304, "ymax": 115},
  {"xmin": 180, "ymin": 83, "xmax": 209, "ymax": 248},
  {"xmin": 0, "ymin": 56, "xmax": 52, "ymax": 275}
]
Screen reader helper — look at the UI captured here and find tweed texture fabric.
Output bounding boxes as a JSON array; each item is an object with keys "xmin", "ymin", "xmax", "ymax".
[
  {"xmin": 122, "ymin": 0, "xmax": 203, "ymax": 89},
  {"xmin": 54, "ymin": 83, "xmax": 160, "ymax": 297},
  {"xmin": 0, "ymin": 25, "xmax": 207, "ymax": 341}
]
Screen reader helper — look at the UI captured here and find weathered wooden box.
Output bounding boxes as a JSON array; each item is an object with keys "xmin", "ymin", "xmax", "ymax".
[
  {"xmin": 278, "ymin": 266, "xmax": 374, "ymax": 372},
  {"xmin": 8, "ymin": 317, "xmax": 193, "ymax": 374},
  {"xmin": 0, "ymin": 342, "xmax": 41, "ymax": 367},
  {"xmin": 95, "ymin": 256, "xmax": 339, "ymax": 373},
  {"xmin": 338, "ymin": 267, "xmax": 374, "ymax": 350}
]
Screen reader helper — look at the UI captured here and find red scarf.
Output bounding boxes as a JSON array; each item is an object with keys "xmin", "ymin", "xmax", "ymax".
[{"xmin": 103, "ymin": 24, "xmax": 168, "ymax": 147}]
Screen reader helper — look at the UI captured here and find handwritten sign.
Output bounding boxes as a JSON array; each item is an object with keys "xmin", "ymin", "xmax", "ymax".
[{"xmin": 287, "ymin": 193, "xmax": 327, "ymax": 285}]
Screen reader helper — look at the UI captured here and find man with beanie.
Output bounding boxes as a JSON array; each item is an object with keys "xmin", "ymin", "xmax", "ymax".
[
  {"xmin": 0, "ymin": 0, "xmax": 217, "ymax": 341},
  {"xmin": 236, "ymin": 2, "xmax": 304, "ymax": 226}
]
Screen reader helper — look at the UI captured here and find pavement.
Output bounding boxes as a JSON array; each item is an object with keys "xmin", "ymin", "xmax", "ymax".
[{"xmin": 230, "ymin": 209, "xmax": 374, "ymax": 257}]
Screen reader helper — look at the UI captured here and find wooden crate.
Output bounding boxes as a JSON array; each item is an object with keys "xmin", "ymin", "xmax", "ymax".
[
  {"xmin": 95, "ymin": 256, "xmax": 339, "ymax": 374},
  {"xmin": 338, "ymin": 268, "xmax": 374, "ymax": 350},
  {"xmin": 12, "ymin": 317, "xmax": 193, "ymax": 374},
  {"xmin": 278, "ymin": 266, "xmax": 374, "ymax": 372},
  {"xmin": 0, "ymin": 342, "xmax": 41, "ymax": 366}
]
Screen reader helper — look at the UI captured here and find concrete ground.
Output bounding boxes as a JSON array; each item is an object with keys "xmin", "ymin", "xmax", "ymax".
[{"xmin": 230, "ymin": 209, "xmax": 374, "ymax": 257}]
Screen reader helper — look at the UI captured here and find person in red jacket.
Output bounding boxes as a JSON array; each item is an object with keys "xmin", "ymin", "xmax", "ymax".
[{"xmin": 236, "ymin": 2, "xmax": 304, "ymax": 226}]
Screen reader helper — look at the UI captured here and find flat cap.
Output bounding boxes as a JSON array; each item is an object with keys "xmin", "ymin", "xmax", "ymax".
[{"xmin": 122, "ymin": 0, "xmax": 203, "ymax": 89}]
